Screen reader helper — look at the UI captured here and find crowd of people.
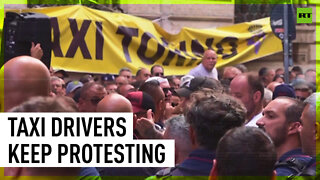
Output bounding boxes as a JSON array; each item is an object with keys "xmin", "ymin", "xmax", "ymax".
[{"xmin": 1, "ymin": 47, "xmax": 319, "ymax": 180}]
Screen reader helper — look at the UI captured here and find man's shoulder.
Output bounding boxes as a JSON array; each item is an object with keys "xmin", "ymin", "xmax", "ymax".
[{"xmin": 275, "ymin": 150, "xmax": 315, "ymax": 176}]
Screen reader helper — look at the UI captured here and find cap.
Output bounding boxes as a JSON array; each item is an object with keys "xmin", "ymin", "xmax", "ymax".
[
  {"xmin": 175, "ymin": 76, "xmax": 221, "ymax": 97},
  {"xmin": 179, "ymin": 75, "xmax": 194, "ymax": 87},
  {"xmin": 66, "ymin": 81, "xmax": 83, "ymax": 94},
  {"xmin": 54, "ymin": 69, "xmax": 69, "ymax": 78},
  {"xmin": 272, "ymin": 84, "xmax": 296, "ymax": 100},
  {"xmin": 101, "ymin": 74, "xmax": 115, "ymax": 81},
  {"xmin": 126, "ymin": 91, "xmax": 156, "ymax": 113}
]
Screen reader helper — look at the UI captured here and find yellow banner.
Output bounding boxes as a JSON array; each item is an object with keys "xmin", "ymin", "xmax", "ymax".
[{"xmin": 10, "ymin": 5, "xmax": 282, "ymax": 75}]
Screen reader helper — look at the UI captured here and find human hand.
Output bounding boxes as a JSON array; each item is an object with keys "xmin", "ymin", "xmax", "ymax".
[
  {"xmin": 135, "ymin": 109, "xmax": 163, "ymax": 139},
  {"xmin": 30, "ymin": 42, "xmax": 43, "ymax": 60}
]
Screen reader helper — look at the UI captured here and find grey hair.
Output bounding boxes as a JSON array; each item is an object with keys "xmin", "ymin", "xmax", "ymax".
[
  {"xmin": 304, "ymin": 93, "xmax": 317, "ymax": 119},
  {"xmin": 119, "ymin": 67, "xmax": 131, "ymax": 74},
  {"xmin": 165, "ymin": 115, "xmax": 190, "ymax": 139}
]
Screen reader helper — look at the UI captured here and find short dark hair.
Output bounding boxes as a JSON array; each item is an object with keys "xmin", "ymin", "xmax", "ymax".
[
  {"xmin": 278, "ymin": 97, "xmax": 304, "ymax": 124},
  {"xmin": 216, "ymin": 126, "xmax": 277, "ymax": 176},
  {"xmin": 10, "ymin": 96, "xmax": 78, "ymax": 112},
  {"xmin": 80, "ymin": 82, "xmax": 104, "ymax": 98},
  {"xmin": 139, "ymin": 80, "xmax": 164, "ymax": 103},
  {"xmin": 150, "ymin": 65, "xmax": 163, "ymax": 74},
  {"xmin": 186, "ymin": 93, "xmax": 246, "ymax": 150},
  {"xmin": 247, "ymin": 73, "xmax": 264, "ymax": 101},
  {"xmin": 136, "ymin": 69, "xmax": 142, "ymax": 77}
]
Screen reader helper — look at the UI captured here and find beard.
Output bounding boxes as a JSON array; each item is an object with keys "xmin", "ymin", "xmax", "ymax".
[{"xmin": 271, "ymin": 124, "xmax": 288, "ymax": 147}]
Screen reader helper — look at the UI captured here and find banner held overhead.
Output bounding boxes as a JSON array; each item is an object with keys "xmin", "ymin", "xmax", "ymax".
[{"xmin": 7, "ymin": 5, "xmax": 283, "ymax": 75}]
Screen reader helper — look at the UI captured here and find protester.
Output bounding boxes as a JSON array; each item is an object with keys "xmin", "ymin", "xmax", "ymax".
[
  {"xmin": 163, "ymin": 115, "xmax": 192, "ymax": 164},
  {"xmin": 209, "ymin": 126, "xmax": 277, "ymax": 180},
  {"xmin": 230, "ymin": 73, "xmax": 264, "ymax": 127},
  {"xmin": 256, "ymin": 97, "xmax": 314, "ymax": 176},
  {"xmin": 136, "ymin": 67, "xmax": 151, "ymax": 82},
  {"xmin": 119, "ymin": 67, "xmax": 133, "ymax": 83},
  {"xmin": 259, "ymin": 67, "xmax": 275, "ymax": 87},
  {"xmin": 78, "ymin": 82, "xmax": 107, "ymax": 112},
  {"xmin": 151, "ymin": 65, "xmax": 164, "ymax": 77},
  {"xmin": 153, "ymin": 92, "xmax": 246, "ymax": 177},
  {"xmin": 5, "ymin": 96, "xmax": 81, "ymax": 177},
  {"xmin": 189, "ymin": 49, "xmax": 218, "ymax": 80},
  {"xmin": 50, "ymin": 76, "xmax": 66, "ymax": 96},
  {"xmin": 117, "ymin": 83, "xmax": 135, "ymax": 97},
  {"xmin": 139, "ymin": 79, "xmax": 166, "ymax": 128},
  {"xmin": 1, "ymin": 56, "xmax": 51, "ymax": 112}
]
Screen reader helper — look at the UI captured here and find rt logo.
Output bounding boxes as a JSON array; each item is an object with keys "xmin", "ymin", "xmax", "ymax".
[{"xmin": 297, "ymin": 8, "xmax": 312, "ymax": 23}]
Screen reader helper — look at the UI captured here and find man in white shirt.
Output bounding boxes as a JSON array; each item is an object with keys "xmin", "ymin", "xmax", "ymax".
[
  {"xmin": 230, "ymin": 73, "xmax": 264, "ymax": 127},
  {"xmin": 189, "ymin": 49, "xmax": 218, "ymax": 80}
]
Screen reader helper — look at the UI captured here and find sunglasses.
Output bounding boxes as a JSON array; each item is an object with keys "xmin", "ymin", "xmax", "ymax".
[
  {"xmin": 162, "ymin": 87, "xmax": 174, "ymax": 95},
  {"xmin": 155, "ymin": 72, "xmax": 164, "ymax": 77},
  {"xmin": 90, "ymin": 96, "xmax": 104, "ymax": 105}
]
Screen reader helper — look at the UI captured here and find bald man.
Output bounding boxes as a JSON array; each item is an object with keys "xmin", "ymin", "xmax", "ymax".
[
  {"xmin": 96, "ymin": 93, "xmax": 132, "ymax": 112},
  {"xmin": 1, "ymin": 56, "xmax": 50, "ymax": 112}
]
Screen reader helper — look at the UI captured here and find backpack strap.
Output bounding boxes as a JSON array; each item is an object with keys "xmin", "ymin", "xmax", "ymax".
[{"xmin": 275, "ymin": 157, "xmax": 315, "ymax": 177}]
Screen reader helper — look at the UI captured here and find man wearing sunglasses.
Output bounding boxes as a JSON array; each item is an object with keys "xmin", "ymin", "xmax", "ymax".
[
  {"xmin": 151, "ymin": 65, "xmax": 164, "ymax": 77},
  {"xmin": 189, "ymin": 49, "xmax": 218, "ymax": 80},
  {"xmin": 78, "ymin": 82, "xmax": 107, "ymax": 112}
]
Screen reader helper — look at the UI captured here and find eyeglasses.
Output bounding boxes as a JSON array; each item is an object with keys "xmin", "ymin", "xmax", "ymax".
[
  {"xmin": 155, "ymin": 72, "xmax": 164, "ymax": 77},
  {"xmin": 144, "ymin": 73, "xmax": 151, "ymax": 77}
]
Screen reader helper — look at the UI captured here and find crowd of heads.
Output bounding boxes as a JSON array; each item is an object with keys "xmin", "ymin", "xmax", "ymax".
[{"xmin": 0, "ymin": 50, "xmax": 318, "ymax": 178}]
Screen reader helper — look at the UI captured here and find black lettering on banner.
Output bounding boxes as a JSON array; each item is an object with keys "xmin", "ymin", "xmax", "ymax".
[
  {"xmin": 65, "ymin": 19, "xmax": 92, "ymax": 59},
  {"xmin": 52, "ymin": 117, "xmax": 62, "ymax": 136},
  {"xmin": 9, "ymin": 144, "xmax": 19, "ymax": 163},
  {"xmin": 50, "ymin": 17, "xmax": 64, "ymax": 57},
  {"xmin": 216, "ymin": 37, "xmax": 238, "ymax": 59},
  {"xmin": 179, "ymin": 41, "xmax": 198, "ymax": 67},
  {"xmin": 155, "ymin": 144, "xmax": 165, "ymax": 163},
  {"xmin": 175, "ymin": 49, "xmax": 186, "ymax": 67},
  {"xmin": 116, "ymin": 117, "xmax": 126, "ymax": 137},
  {"xmin": 205, "ymin": 38, "xmax": 215, "ymax": 50},
  {"xmin": 191, "ymin": 39, "xmax": 204, "ymax": 57},
  {"xmin": 114, "ymin": 144, "xmax": 124, "ymax": 163},
  {"xmin": 137, "ymin": 32, "xmax": 165, "ymax": 65},
  {"xmin": 116, "ymin": 26, "xmax": 138, "ymax": 63},
  {"xmin": 95, "ymin": 21, "xmax": 104, "ymax": 60}
]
